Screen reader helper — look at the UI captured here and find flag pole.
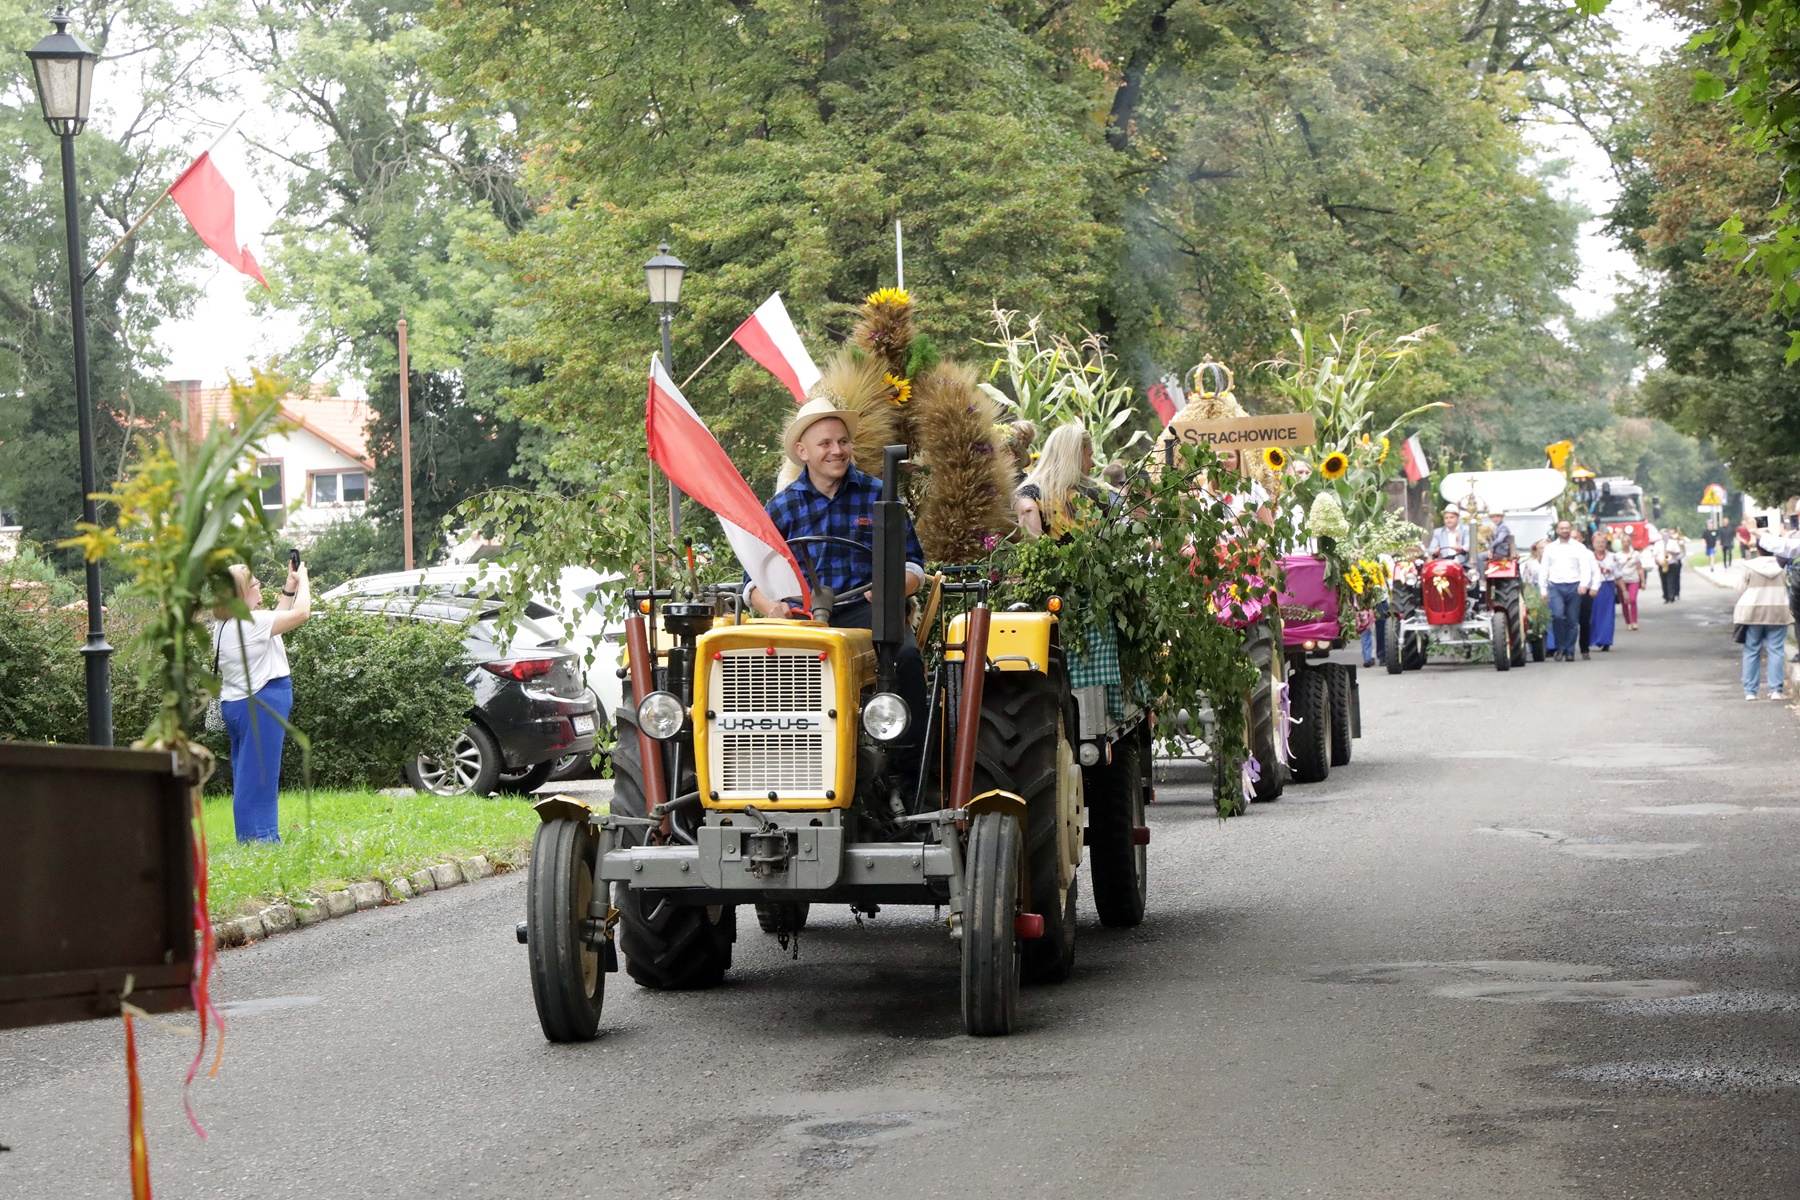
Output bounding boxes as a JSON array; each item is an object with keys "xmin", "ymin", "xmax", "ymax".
[
  {"xmin": 895, "ymin": 219, "xmax": 904, "ymax": 289},
  {"xmin": 84, "ymin": 111, "xmax": 247, "ymax": 285},
  {"xmin": 678, "ymin": 331, "xmax": 737, "ymax": 391}
]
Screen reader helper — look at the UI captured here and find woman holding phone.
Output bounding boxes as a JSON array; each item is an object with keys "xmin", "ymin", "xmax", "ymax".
[{"xmin": 213, "ymin": 555, "xmax": 311, "ymax": 842}]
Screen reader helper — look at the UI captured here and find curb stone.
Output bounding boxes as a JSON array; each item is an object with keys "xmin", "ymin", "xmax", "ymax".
[{"xmin": 212, "ymin": 857, "xmax": 515, "ymax": 949}]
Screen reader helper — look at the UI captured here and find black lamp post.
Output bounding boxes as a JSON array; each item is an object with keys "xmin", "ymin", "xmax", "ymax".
[
  {"xmin": 28, "ymin": 8, "xmax": 111, "ymax": 747},
  {"xmin": 644, "ymin": 242, "xmax": 687, "ymax": 541}
]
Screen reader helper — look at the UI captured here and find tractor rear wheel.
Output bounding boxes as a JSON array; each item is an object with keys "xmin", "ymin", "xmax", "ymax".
[
  {"xmin": 1491, "ymin": 611, "xmax": 1511, "ymax": 672},
  {"xmin": 961, "ymin": 811, "xmax": 1022, "ymax": 1037},
  {"xmin": 610, "ymin": 706, "xmax": 735, "ymax": 990},
  {"xmin": 1246, "ymin": 623, "xmax": 1287, "ymax": 802},
  {"xmin": 755, "ymin": 902, "xmax": 810, "ymax": 935},
  {"xmin": 526, "ymin": 816, "xmax": 604, "ymax": 1043},
  {"xmin": 1084, "ymin": 720, "xmax": 1148, "ymax": 928},
  {"xmin": 1290, "ymin": 668, "xmax": 1332, "ymax": 784},
  {"xmin": 1325, "ymin": 664, "xmax": 1354, "ymax": 767},
  {"xmin": 974, "ymin": 672, "xmax": 1077, "ymax": 985}
]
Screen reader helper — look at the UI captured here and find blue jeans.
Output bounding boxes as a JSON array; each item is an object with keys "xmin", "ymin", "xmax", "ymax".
[
  {"xmin": 1742, "ymin": 624, "xmax": 1788, "ymax": 696},
  {"xmin": 222, "ymin": 675, "xmax": 293, "ymax": 843},
  {"xmin": 1547, "ymin": 583, "xmax": 1580, "ymax": 657}
]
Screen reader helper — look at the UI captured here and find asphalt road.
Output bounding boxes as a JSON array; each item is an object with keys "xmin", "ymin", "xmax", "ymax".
[{"xmin": 4, "ymin": 581, "xmax": 1797, "ymax": 1199}]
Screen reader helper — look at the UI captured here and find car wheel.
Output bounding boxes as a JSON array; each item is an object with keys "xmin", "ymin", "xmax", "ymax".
[
  {"xmin": 497, "ymin": 759, "xmax": 556, "ymax": 795},
  {"xmin": 547, "ymin": 751, "xmax": 597, "ymax": 782},
  {"xmin": 407, "ymin": 723, "xmax": 503, "ymax": 796}
]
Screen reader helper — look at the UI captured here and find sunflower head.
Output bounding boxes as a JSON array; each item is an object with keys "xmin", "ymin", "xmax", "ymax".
[
  {"xmin": 884, "ymin": 372, "xmax": 912, "ymax": 406},
  {"xmin": 1262, "ymin": 446, "xmax": 1288, "ymax": 471},
  {"xmin": 1345, "ymin": 566, "xmax": 1365, "ymax": 595},
  {"xmin": 1378, "ymin": 436, "xmax": 1390, "ymax": 464},
  {"xmin": 864, "ymin": 287, "xmax": 912, "ymax": 310},
  {"xmin": 1320, "ymin": 451, "xmax": 1349, "ymax": 480}
]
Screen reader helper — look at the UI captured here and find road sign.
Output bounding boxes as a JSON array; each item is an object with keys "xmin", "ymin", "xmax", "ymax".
[
  {"xmin": 1156, "ymin": 411, "xmax": 1318, "ymax": 458},
  {"xmin": 1700, "ymin": 482, "xmax": 1728, "ymax": 506}
]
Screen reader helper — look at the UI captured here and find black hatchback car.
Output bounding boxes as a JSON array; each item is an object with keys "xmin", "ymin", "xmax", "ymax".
[{"xmin": 337, "ymin": 595, "xmax": 599, "ymax": 796}]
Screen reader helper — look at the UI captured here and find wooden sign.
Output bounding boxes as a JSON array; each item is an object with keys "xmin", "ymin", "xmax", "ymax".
[{"xmin": 1156, "ymin": 411, "xmax": 1318, "ymax": 459}]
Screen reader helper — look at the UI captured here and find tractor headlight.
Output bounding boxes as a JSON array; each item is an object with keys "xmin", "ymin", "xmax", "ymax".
[
  {"xmin": 636, "ymin": 691, "xmax": 685, "ymax": 740},
  {"xmin": 862, "ymin": 692, "xmax": 909, "ymax": 742}
]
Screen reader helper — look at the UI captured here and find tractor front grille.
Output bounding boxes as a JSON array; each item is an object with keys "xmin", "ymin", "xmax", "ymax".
[{"xmin": 710, "ymin": 649, "xmax": 831, "ymax": 799}]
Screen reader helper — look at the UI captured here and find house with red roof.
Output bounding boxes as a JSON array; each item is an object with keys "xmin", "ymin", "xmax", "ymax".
[{"xmin": 167, "ymin": 380, "xmax": 376, "ymax": 543}]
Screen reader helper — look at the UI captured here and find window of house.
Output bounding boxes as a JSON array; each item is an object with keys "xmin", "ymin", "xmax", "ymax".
[
  {"xmin": 312, "ymin": 470, "xmax": 369, "ymax": 505},
  {"xmin": 258, "ymin": 462, "xmax": 285, "ymax": 528}
]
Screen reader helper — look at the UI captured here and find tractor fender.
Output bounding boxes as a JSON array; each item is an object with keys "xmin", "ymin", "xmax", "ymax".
[
  {"xmin": 966, "ymin": 788, "xmax": 1027, "ymax": 824},
  {"xmin": 532, "ymin": 795, "xmax": 595, "ymax": 826}
]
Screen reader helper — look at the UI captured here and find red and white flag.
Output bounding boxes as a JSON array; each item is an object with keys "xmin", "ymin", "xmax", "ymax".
[
  {"xmin": 1400, "ymin": 434, "xmax": 1430, "ymax": 484},
  {"xmin": 731, "ymin": 292, "xmax": 821, "ymax": 404},
  {"xmin": 646, "ymin": 357, "xmax": 811, "ymax": 607},
  {"xmin": 168, "ymin": 146, "xmax": 269, "ymax": 289}
]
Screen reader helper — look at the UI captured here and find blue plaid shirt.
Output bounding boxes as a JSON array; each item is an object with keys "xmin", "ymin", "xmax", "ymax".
[{"xmin": 764, "ymin": 465, "xmax": 925, "ymax": 598}]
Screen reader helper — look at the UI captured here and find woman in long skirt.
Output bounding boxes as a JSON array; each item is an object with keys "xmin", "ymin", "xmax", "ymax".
[{"xmin": 1587, "ymin": 530, "xmax": 1619, "ymax": 651}]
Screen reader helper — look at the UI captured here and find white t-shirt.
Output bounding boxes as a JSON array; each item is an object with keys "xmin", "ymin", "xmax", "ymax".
[{"xmin": 213, "ymin": 611, "xmax": 292, "ymax": 701}]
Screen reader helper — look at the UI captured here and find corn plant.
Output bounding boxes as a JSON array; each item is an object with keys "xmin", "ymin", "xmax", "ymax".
[
  {"xmin": 63, "ymin": 372, "xmax": 289, "ymax": 750},
  {"xmin": 976, "ymin": 307, "xmax": 1152, "ymax": 464}
]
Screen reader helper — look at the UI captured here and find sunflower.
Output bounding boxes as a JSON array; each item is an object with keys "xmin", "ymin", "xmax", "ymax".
[
  {"xmin": 1262, "ymin": 446, "xmax": 1288, "ymax": 471},
  {"xmin": 1345, "ymin": 566, "xmax": 1365, "ymax": 596},
  {"xmin": 1320, "ymin": 450, "xmax": 1349, "ymax": 480},
  {"xmin": 884, "ymin": 372, "xmax": 912, "ymax": 406},
  {"xmin": 864, "ymin": 287, "xmax": 912, "ymax": 309},
  {"xmin": 1378, "ymin": 436, "xmax": 1390, "ymax": 464}
]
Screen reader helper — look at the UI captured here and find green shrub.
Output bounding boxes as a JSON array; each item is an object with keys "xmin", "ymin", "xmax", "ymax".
[
  {"xmin": 298, "ymin": 518, "xmax": 403, "ymax": 593},
  {"xmin": 273, "ymin": 602, "xmax": 469, "ymax": 789}
]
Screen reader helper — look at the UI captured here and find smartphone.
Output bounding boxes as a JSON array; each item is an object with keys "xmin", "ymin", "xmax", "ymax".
[
  {"xmin": 289, "ymin": 547, "xmax": 301, "ymax": 570},
  {"xmin": 1755, "ymin": 516, "xmax": 1770, "ymax": 530}
]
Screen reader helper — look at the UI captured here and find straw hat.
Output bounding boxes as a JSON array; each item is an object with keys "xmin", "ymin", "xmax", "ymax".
[{"xmin": 782, "ymin": 397, "xmax": 860, "ymax": 466}]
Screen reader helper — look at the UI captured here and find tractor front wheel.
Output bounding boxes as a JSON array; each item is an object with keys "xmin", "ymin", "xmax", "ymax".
[
  {"xmin": 610, "ymin": 706, "xmax": 735, "ymax": 990},
  {"xmin": 1508, "ymin": 601, "xmax": 1528, "ymax": 668},
  {"xmin": 1325, "ymin": 664, "xmax": 1354, "ymax": 767},
  {"xmin": 975, "ymin": 672, "xmax": 1078, "ymax": 985},
  {"xmin": 961, "ymin": 811, "xmax": 1022, "ymax": 1037},
  {"xmin": 1491, "ymin": 611, "xmax": 1511, "ymax": 672},
  {"xmin": 1085, "ymin": 721, "xmax": 1149, "ymax": 928},
  {"xmin": 1290, "ymin": 668, "xmax": 1332, "ymax": 784},
  {"xmin": 526, "ymin": 817, "xmax": 604, "ymax": 1043},
  {"xmin": 1246, "ymin": 623, "xmax": 1287, "ymax": 802},
  {"xmin": 1385, "ymin": 616, "xmax": 1404, "ymax": 675}
]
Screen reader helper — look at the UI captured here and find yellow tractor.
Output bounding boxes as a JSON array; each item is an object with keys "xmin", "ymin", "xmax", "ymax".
[{"xmin": 519, "ymin": 448, "xmax": 1152, "ymax": 1039}]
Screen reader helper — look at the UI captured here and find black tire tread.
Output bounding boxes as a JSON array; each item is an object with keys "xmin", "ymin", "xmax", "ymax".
[
  {"xmin": 1084, "ymin": 720, "xmax": 1149, "ymax": 928},
  {"xmin": 526, "ymin": 817, "xmax": 603, "ymax": 1042},
  {"xmin": 1325, "ymin": 664, "xmax": 1354, "ymax": 767},
  {"xmin": 961, "ymin": 811, "xmax": 1020, "ymax": 1036},
  {"xmin": 1290, "ymin": 668, "xmax": 1332, "ymax": 784},
  {"xmin": 973, "ymin": 672, "xmax": 1075, "ymax": 985}
]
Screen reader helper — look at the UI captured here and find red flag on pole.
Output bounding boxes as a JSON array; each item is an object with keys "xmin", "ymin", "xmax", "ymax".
[
  {"xmin": 168, "ymin": 151, "xmax": 268, "ymax": 288},
  {"xmin": 731, "ymin": 293, "xmax": 821, "ymax": 404},
  {"xmin": 1400, "ymin": 434, "xmax": 1430, "ymax": 484},
  {"xmin": 646, "ymin": 357, "xmax": 811, "ymax": 608}
]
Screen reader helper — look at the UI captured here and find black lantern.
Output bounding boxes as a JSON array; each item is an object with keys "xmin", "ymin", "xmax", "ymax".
[
  {"xmin": 643, "ymin": 243, "xmax": 686, "ymax": 307},
  {"xmin": 26, "ymin": 9, "xmax": 97, "ymax": 137}
]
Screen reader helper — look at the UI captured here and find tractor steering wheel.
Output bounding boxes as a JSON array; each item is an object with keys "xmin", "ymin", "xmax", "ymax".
[{"xmin": 782, "ymin": 535, "xmax": 875, "ymax": 613}]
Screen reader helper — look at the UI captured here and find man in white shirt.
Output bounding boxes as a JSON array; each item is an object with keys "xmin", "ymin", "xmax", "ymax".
[{"xmin": 1538, "ymin": 520, "xmax": 1598, "ymax": 662}]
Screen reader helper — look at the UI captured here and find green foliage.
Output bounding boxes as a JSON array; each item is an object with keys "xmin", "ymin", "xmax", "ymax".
[
  {"xmin": 213, "ymin": 603, "xmax": 469, "ymax": 792},
  {"xmin": 228, "ymin": 0, "xmax": 530, "ymax": 556},
  {"xmin": 991, "ymin": 448, "xmax": 1282, "ymax": 817},
  {"xmin": 299, "ymin": 517, "xmax": 402, "ymax": 593},
  {"xmin": 0, "ymin": 0, "xmax": 221, "ymax": 564},
  {"xmin": 976, "ymin": 309, "xmax": 1153, "ymax": 463},
  {"xmin": 62, "ymin": 374, "xmax": 289, "ymax": 748}
]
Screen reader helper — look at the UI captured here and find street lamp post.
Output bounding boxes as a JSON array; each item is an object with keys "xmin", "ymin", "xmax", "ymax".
[
  {"xmin": 28, "ymin": 8, "xmax": 111, "ymax": 747},
  {"xmin": 644, "ymin": 243, "xmax": 687, "ymax": 542}
]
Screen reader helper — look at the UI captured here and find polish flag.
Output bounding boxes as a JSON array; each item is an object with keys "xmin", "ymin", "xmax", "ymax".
[
  {"xmin": 1400, "ymin": 434, "xmax": 1430, "ymax": 484},
  {"xmin": 169, "ymin": 145, "xmax": 269, "ymax": 288},
  {"xmin": 646, "ymin": 357, "xmax": 811, "ymax": 607},
  {"xmin": 731, "ymin": 292, "xmax": 821, "ymax": 404}
]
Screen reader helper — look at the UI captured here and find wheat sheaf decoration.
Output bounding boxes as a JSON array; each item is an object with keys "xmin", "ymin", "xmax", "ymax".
[{"xmin": 912, "ymin": 360, "xmax": 1014, "ymax": 563}]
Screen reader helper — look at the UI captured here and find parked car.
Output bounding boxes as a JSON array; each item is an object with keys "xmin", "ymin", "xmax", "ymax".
[
  {"xmin": 326, "ymin": 564, "xmax": 624, "ymax": 780},
  {"xmin": 335, "ymin": 594, "xmax": 600, "ymax": 796}
]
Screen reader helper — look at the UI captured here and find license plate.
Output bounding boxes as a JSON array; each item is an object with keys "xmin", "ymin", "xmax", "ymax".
[{"xmin": 572, "ymin": 714, "xmax": 595, "ymax": 735}]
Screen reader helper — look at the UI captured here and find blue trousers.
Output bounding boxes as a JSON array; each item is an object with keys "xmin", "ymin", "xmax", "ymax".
[
  {"xmin": 1547, "ymin": 583, "xmax": 1580, "ymax": 658},
  {"xmin": 222, "ymin": 675, "xmax": 292, "ymax": 843},
  {"xmin": 1742, "ymin": 624, "xmax": 1788, "ymax": 696}
]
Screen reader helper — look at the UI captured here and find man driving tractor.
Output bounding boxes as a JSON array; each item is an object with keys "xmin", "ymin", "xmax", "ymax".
[{"xmin": 748, "ymin": 395, "xmax": 930, "ymax": 776}]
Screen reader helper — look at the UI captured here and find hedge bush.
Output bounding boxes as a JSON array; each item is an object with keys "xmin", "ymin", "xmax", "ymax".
[{"xmin": 1, "ymin": 563, "xmax": 470, "ymax": 791}]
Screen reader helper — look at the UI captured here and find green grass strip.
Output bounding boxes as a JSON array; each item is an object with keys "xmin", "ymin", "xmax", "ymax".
[{"xmin": 203, "ymin": 789, "xmax": 539, "ymax": 920}]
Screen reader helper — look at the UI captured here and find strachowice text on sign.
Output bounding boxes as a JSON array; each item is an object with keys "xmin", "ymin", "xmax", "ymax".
[{"xmin": 1157, "ymin": 412, "xmax": 1319, "ymax": 457}]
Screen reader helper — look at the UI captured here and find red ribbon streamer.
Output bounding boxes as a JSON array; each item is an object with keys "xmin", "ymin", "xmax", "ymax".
[{"xmin": 124, "ymin": 1012, "xmax": 152, "ymax": 1199}]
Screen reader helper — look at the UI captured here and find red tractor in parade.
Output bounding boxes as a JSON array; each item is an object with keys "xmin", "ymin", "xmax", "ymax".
[{"xmin": 1385, "ymin": 549, "xmax": 1528, "ymax": 672}]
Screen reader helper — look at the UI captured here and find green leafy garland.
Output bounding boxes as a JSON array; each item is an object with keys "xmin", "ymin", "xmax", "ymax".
[{"xmin": 989, "ymin": 446, "xmax": 1283, "ymax": 816}]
